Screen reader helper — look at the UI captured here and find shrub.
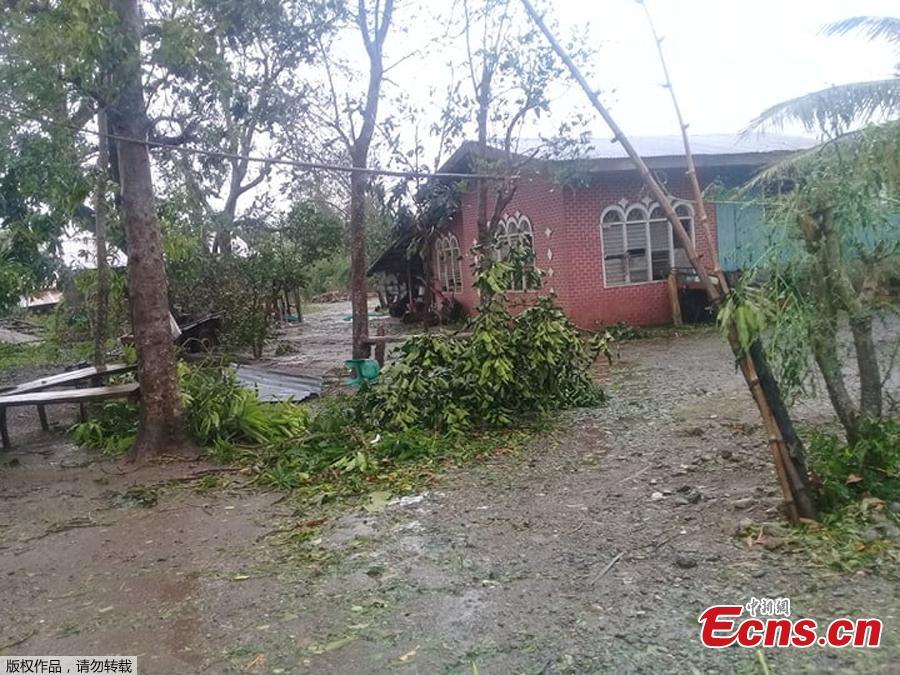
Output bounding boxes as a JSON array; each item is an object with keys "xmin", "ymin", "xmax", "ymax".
[
  {"xmin": 602, "ymin": 321, "xmax": 646, "ymax": 341},
  {"xmin": 72, "ymin": 363, "xmax": 309, "ymax": 456},
  {"xmin": 360, "ymin": 261, "xmax": 611, "ymax": 435},
  {"xmin": 807, "ymin": 418, "xmax": 900, "ymax": 511},
  {"xmin": 51, "ymin": 268, "xmax": 130, "ymax": 344},
  {"xmin": 303, "ymin": 252, "xmax": 351, "ymax": 298}
]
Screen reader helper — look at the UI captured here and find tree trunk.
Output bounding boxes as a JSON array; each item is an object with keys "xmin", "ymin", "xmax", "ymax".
[
  {"xmin": 214, "ymin": 169, "xmax": 242, "ymax": 256},
  {"xmin": 349, "ymin": 167, "xmax": 370, "ymax": 359},
  {"xmin": 849, "ymin": 315, "xmax": 882, "ymax": 421},
  {"xmin": 347, "ymin": 0, "xmax": 393, "ymax": 359},
  {"xmin": 93, "ymin": 109, "xmax": 111, "ymax": 368},
  {"xmin": 293, "ymin": 289, "xmax": 303, "ymax": 323},
  {"xmin": 109, "ymin": 0, "xmax": 188, "ymax": 459},
  {"xmin": 423, "ymin": 233, "xmax": 434, "ymax": 314},
  {"xmin": 812, "ymin": 329, "xmax": 860, "ymax": 444},
  {"xmin": 820, "ymin": 212, "xmax": 883, "ymax": 422},
  {"xmin": 800, "ymin": 209, "xmax": 883, "ymax": 443},
  {"xmin": 475, "ymin": 60, "xmax": 491, "ymax": 238},
  {"xmin": 808, "ymin": 269, "xmax": 860, "ymax": 443}
]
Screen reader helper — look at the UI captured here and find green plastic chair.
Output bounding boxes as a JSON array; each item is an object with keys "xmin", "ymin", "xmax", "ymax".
[{"xmin": 345, "ymin": 358, "xmax": 381, "ymax": 385}]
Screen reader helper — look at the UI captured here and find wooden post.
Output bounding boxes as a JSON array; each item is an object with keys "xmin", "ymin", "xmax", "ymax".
[
  {"xmin": 374, "ymin": 324, "xmax": 386, "ymax": 367},
  {"xmin": 667, "ymin": 270, "xmax": 683, "ymax": 327},
  {"xmin": 406, "ymin": 259, "xmax": 414, "ymax": 313},
  {"xmin": 293, "ymin": 289, "xmax": 303, "ymax": 323},
  {"xmin": 37, "ymin": 405, "xmax": 49, "ymax": 431},
  {"xmin": 0, "ymin": 406, "xmax": 9, "ymax": 450}
]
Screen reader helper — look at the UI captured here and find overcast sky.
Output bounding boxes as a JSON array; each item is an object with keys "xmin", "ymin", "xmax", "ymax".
[
  {"xmin": 372, "ymin": 0, "xmax": 899, "ymax": 160},
  {"xmin": 67, "ymin": 1, "xmax": 900, "ymax": 263},
  {"xmin": 556, "ymin": 0, "xmax": 898, "ymax": 138}
]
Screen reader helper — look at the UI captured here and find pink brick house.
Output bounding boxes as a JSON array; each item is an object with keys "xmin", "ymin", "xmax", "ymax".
[{"xmin": 372, "ymin": 134, "xmax": 814, "ymax": 329}]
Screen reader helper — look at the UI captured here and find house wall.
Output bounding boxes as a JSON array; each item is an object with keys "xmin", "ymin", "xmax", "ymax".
[{"xmin": 441, "ymin": 171, "xmax": 720, "ymax": 329}]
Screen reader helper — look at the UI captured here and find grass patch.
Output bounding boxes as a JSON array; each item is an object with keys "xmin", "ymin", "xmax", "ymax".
[{"xmin": 0, "ymin": 340, "xmax": 95, "ymax": 373}]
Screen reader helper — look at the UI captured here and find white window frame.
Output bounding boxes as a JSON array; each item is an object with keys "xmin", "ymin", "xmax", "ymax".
[
  {"xmin": 435, "ymin": 233, "xmax": 463, "ymax": 293},
  {"xmin": 600, "ymin": 200, "xmax": 695, "ymax": 288},
  {"xmin": 497, "ymin": 212, "xmax": 538, "ymax": 292}
]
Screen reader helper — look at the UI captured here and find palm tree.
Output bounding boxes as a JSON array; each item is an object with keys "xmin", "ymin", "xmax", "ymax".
[{"xmin": 750, "ymin": 16, "xmax": 900, "ymax": 134}]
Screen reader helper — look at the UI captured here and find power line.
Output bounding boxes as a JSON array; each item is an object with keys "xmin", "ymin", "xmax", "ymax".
[{"xmin": 0, "ymin": 103, "xmax": 513, "ymax": 182}]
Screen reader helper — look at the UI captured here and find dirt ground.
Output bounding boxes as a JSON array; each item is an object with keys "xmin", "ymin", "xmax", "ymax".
[{"xmin": 1, "ymin": 307, "xmax": 898, "ymax": 674}]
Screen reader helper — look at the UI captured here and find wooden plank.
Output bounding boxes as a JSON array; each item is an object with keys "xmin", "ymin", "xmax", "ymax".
[
  {"xmin": 667, "ymin": 270, "xmax": 683, "ymax": 327},
  {"xmin": 0, "ymin": 363, "xmax": 136, "ymax": 395},
  {"xmin": 0, "ymin": 382, "xmax": 140, "ymax": 407}
]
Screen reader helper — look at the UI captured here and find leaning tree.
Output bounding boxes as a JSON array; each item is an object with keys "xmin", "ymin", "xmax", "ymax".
[{"xmin": 522, "ymin": 0, "xmax": 817, "ymax": 520}]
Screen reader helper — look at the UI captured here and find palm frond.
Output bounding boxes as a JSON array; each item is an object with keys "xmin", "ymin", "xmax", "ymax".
[
  {"xmin": 822, "ymin": 16, "xmax": 900, "ymax": 47},
  {"xmin": 740, "ymin": 119, "xmax": 900, "ymax": 193},
  {"xmin": 739, "ymin": 135, "xmax": 850, "ymax": 194},
  {"xmin": 746, "ymin": 78, "xmax": 900, "ymax": 133}
]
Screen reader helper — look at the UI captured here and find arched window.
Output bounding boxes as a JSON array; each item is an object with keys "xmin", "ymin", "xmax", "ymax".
[
  {"xmin": 649, "ymin": 206, "xmax": 671, "ymax": 280},
  {"xmin": 496, "ymin": 212, "xmax": 538, "ymax": 291},
  {"xmin": 436, "ymin": 233, "xmax": 463, "ymax": 293},
  {"xmin": 601, "ymin": 206, "xmax": 626, "ymax": 285},
  {"xmin": 625, "ymin": 206, "xmax": 649, "ymax": 283},
  {"xmin": 601, "ymin": 200, "xmax": 695, "ymax": 286}
]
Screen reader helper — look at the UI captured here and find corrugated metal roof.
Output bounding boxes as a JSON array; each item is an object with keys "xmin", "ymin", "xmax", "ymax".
[
  {"xmin": 233, "ymin": 365, "xmax": 321, "ymax": 402},
  {"xmin": 18, "ymin": 289, "xmax": 62, "ymax": 309},
  {"xmin": 517, "ymin": 133, "xmax": 817, "ymax": 160}
]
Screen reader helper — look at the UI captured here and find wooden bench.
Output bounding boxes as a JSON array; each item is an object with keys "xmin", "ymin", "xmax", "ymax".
[
  {"xmin": 0, "ymin": 364, "xmax": 138, "ymax": 450},
  {"xmin": 0, "ymin": 382, "xmax": 140, "ymax": 450},
  {"xmin": 0, "ymin": 363, "xmax": 136, "ymax": 396}
]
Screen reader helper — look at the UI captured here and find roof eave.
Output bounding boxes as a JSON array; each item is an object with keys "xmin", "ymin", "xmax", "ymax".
[
  {"xmin": 436, "ymin": 140, "xmax": 804, "ymax": 176},
  {"xmin": 577, "ymin": 150, "xmax": 801, "ymax": 172}
]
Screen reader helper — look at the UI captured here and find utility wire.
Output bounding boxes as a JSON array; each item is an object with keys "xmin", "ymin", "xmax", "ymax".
[{"xmin": 0, "ymin": 103, "xmax": 513, "ymax": 182}]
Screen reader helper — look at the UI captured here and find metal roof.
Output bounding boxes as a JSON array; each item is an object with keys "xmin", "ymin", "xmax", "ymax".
[
  {"xmin": 516, "ymin": 133, "xmax": 817, "ymax": 160},
  {"xmin": 439, "ymin": 133, "xmax": 818, "ymax": 174}
]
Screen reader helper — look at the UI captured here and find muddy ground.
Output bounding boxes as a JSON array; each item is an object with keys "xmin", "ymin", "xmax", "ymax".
[{"xmin": 1, "ymin": 306, "xmax": 898, "ymax": 674}]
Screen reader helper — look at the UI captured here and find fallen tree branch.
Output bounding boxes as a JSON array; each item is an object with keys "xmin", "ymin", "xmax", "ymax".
[{"xmin": 590, "ymin": 551, "xmax": 624, "ymax": 585}]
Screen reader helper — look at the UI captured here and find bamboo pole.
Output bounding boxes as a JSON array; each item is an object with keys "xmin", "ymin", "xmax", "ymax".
[
  {"xmin": 638, "ymin": 1, "xmax": 723, "ymax": 283},
  {"xmin": 637, "ymin": 0, "xmax": 815, "ymax": 519},
  {"xmin": 521, "ymin": 0, "xmax": 815, "ymax": 521}
]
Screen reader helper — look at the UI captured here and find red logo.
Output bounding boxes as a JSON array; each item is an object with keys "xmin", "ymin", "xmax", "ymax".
[{"xmin": 699, "ymin": 604, "xmax": 882, "ymax": 648}]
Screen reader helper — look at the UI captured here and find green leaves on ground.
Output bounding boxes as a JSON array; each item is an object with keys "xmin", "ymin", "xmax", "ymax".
[
  {"xmin": 72, "ymin": 363, "xmax": 309, "ymax": 458},
  {"xmin": 361, "ymin": 259, "xmax": 611, "ymax": 435},
  {"xmin": 780, "ymin": 418, "xmax": 900, "ymax": 574}
]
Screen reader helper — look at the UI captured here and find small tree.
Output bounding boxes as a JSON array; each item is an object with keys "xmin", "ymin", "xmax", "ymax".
[
  {"xmin": 2, "ymin": 0, "xmax": 190, "ymax": 456},
  {"xmin": 741, "ymin": 124, "xmax": 899, "ymax": 444},
  {"xmin": 460, "ymin": 0, "xmax": 590, "ymax": 240},
  {"xmin": 311, "ymin": 0, "xmax": 395, "ymax": 358},
  {"xmin": 146, "ymin": 0, "xmax": 340, "ymax": 256}
]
